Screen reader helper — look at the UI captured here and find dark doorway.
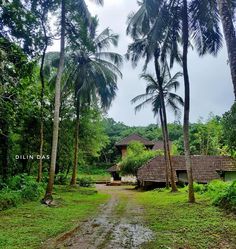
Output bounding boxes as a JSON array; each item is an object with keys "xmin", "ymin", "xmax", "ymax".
[{"xmin": 112, "ymin": 172, "xmax": 121, "ymax": 181}]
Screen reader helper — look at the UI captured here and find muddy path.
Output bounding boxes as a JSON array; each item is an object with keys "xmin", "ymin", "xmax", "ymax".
[{"xmin": 46, "ymin": 185, "xmax": 153, "ymax": 249}]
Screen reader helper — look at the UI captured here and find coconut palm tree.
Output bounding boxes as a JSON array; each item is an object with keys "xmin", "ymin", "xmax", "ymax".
[
  {"xmin": 43, "ymin": 0, "xmax": 104, "ymax": 203},
  {"xmin": 132, "ymin": 60, "xmax": 183, "ymax": 191},
  {"xmin": 64, "ymin": 26, "xmax": 123, "ymax": 186},
  {"xmin": 178, "ymin": 0, "xmax": 222, "ymax": 203},
  {"xmin": 126, "ymin": 1, "xmax": 181, "ymax": 192},
  {"xmin": 217, "ymin": 0, "xmax": 236, "ymax": 99},
  {"xmin": 127, "ymin": 0, "xmax": 223, "ymax": 202}
]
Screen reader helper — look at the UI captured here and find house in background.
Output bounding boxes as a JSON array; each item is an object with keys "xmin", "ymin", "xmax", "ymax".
[
  {"xmin": 137, "ymin": 155, "xmax": 236, "ymax": 188},
  {"xmin": 107, "ymin": 133, "xmax": 236, "ymax": 188},
  {"xmin": 107, "ymin": 133, "xmax": 165, "ymax": 184},
  {"xmin": 115, "ymin": 134, "xmax": 155, "ymax": 159}
]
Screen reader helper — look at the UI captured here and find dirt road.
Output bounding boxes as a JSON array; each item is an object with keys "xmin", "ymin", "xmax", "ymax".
[{"xmin": 51, "ymin": 185, "xmax": 153, "ymax": 249}]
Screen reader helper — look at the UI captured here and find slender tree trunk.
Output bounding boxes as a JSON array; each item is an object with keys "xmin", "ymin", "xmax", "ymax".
[
  {"xmin": 182, "ymin": 0, "xmax": 195, "ymax": 203},
  {"xmin": 43, "ymin": 0, "xmax": 66, "ymax": 203},
  {"xmin": 71, "ymin": 112, "xmax": 80, "ymax": 186},
  {"xmin": 162, "ymin": 103, "xmax": 178, "ymax": 192},
  {"xmin": 38, "ymin": 22, "xmax": 48, "ymax": 182},
  {"xmin": 154, "ymin": 54, "xmax": 177, "ymax": 192},
  {"xmin": 0, "ymin": 97, "xmax": 10, "ymax": 181},
  {"xmin": 217, "ymin": 0, "xmax": 236, "ymax": 100},
  {"xmin": 159, "ymin": 109, "xmax": 170, "ymax": 189},
  {"xmin": 0, "ymin": 119, "xmax": 8, "ymax": 181}
]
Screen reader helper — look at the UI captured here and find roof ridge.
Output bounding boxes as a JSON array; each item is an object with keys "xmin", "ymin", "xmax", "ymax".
[{"xmin": 115, "ymin": 133, "xmax": 154, "ymax": 145}]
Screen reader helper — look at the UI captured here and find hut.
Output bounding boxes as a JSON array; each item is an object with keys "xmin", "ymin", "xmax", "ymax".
[{"xmin": 137, "ymin": 155, "xmax": 236, "ymax": 188}]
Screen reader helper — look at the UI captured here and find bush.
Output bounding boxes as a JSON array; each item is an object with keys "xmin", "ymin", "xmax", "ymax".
[
  {"xmin": 212, "ymin": 181, "xmax": 236, "ymax": 213},
  {"xmin": 0, "ymin": 181, "xmax": 7, "ymax": 190},
  {"xmin": 193, "ymin": 182, "xmax": 207, "ymax": 194},
  {"xmin": 77, "ymin": 177, "xmax": 93, "ymax": 187},
  {"xmin": 0, "ymin": 174, "xmax": 44, "ymax": 210},
  {"xmin": 206, "ymin": 180, "xmax": 230, "ymax": 202},
  {"xmin": 0, "ymin": 189, "xmax": 22, "ymax": 211},
  {"xmin": 55, "ymin": 173, "xmax": 68, "ymax": 185},
  {"xmin": 7, "ymin": 174, "xmax": 35, "ymax": 190},
  {"xmin": 120, "ymin": 141, "xmax": 161, "ymax": 176},
  {"xmin": 21, "ymin": 182, "xmax": 44, "ymax": 201}
]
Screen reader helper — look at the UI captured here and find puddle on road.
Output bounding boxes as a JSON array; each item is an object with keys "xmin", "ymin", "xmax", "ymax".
[
  {"xmin": 108, "ymin": 223, "xmax": 153, "ymax": 249},
  {"xmin": 90, "ymin": 217, "xmax": 153, "ymax": 249}
]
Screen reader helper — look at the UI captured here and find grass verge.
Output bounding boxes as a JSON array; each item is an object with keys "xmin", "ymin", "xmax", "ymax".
[
  {"xmin": 137, "ymin": 189, "xmax": 236, "ymax": 249},
  {"xmin": 78, "ymin": 173, "xmax": 110, "ymax": 182},
  {"xmin": 0, "ymin": 186, "xmax": 109, "ymax": 249}
]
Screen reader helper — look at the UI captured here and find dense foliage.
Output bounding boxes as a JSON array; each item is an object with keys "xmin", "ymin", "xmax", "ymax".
[
  {"xmin": 0, "ymin": 174, "xmax": 44, "ymax": 210},
  {"xmin": 120, "ymin": 141, "xmax": 161, "ymax": 176},
  {"xmin": 193, "ymin": 180, "xmax": 236, "ymax": 213},
  {"xmin": 100, "ymin": 112, "xmax": 234, "ymax": 163},
  {"xmin": 222, "ymin": 103, "xmax": 236, "ymax": 157}
]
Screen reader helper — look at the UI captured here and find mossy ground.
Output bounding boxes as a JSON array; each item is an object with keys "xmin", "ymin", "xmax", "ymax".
[
  {"xmin": 137, "ymin": 188, "xmax": 236, "ymax": 249},
  {"xmin": 1, "ymin": 185, "xmax": 236, "ymax": 249},
  {"xmin": 0, "ymin": 186, "xmax": 109, "ymax": 249}
]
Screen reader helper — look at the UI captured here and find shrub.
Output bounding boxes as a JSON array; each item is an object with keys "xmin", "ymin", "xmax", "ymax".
[
  {"xmin": 21, "ymin": 182, "xmax": 44, "ymax": 201},
  {"xmin": 55, "ymin": 173, "xmax": 68, "ymax": 185},
  {"xmin": 206, "ymin": 180, "xmax": 230, "ymax": 202},
  {"xmin": 213, "ymin": 181, "xmax": 236, "ymax": 213},
  {"xmin": 7, "ymin": 174, "xmax": 35, "ymax": 190},
  {"xmin": 0, "ymin": 174, "xmax": 44, "ymax": 210},
  {"xmin": 0, "ymin": 181, "xmax": 7, "ymax": 190},
  {"xmin": 0, "ymin": 189, "xmax": 22, "ymax": 211},
  {"xmin": 77, "ymin": 177, "xmax": 93, "ymax": 187},
  {"xmin": 193, "ymin": 182, "xmax": 207, "ymax": 194},
  {"xmin": 120, "ymin": 141, "xmax": 161, "ymax": 176}
]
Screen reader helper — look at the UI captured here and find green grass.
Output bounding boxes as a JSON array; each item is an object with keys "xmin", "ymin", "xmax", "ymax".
[
  {"xmin": 77, "ymin": 164, "xmax": 111, "ymax": 182},
  {"xmin": 137, "ymin": 188, "xmax": 236, "ymax": 249},
  {"xmin": 0, "ymin": 186, "xmax": 109, "ymax": 249},
  {"xmin": 78, "ymin": 173, "xmax": 110, "ymax": 182},
  {"xmin": 78, "ymin": 170, "xmax": 111, "ymax": 182}
]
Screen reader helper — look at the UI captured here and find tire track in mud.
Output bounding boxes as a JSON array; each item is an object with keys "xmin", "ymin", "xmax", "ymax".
[{"xmin": 52, "ymin": 185, "xmax": 153, "ymax": 249}]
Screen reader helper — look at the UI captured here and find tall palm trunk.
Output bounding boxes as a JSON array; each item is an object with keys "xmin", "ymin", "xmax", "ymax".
[
  {"xmin": 159, "ymin": 109, "xmax": 170, "ymax": 189},
  {"xmin": 71, "ymin": 110, "xmax": 80, "ymax": 186},
  {"xmin": 154, "ymin": 54, "xmax": 177, "ymax": 192},
  {"xmin": 43, "ymin": 0, "xmax": 66, "ymax": 202},
  {"xmin": 182, "ymin": 0, "xmax": 195, "ymax": 203},
  {"xmin": 217, "ymin": 0, "xmax": 236, "ymax": 100},
  {"xmin": 161, "ymin": 102, "xmax": 178, "ymax": 192},
  {"xmin": 38, "ymin": 28, "xmax": 48, "ymax": 182}
]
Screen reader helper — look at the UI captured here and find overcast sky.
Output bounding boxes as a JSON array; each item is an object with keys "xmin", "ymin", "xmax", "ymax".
[{"xmin": 50, "ymin": 0, "xmax": 235, "ymax": 126}]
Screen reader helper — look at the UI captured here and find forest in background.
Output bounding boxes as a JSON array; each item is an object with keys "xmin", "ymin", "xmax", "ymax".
[{"xmin": 1, "ymin": 109, "xmax": 236, "ymax": 181}]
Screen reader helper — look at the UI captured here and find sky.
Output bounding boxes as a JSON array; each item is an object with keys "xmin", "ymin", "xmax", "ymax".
[{"xmin": 49, "ymin": 0, "xmax": 235, "ymax": 126}]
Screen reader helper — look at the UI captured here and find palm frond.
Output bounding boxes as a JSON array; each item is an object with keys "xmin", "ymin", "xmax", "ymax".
[
  {"xmin": 95, "ymin": 28, "xmax": 119, "ymax": 50},
  {"xmin": 189, "ymin": 0, "xmax": 223, "ymax": 56},
  {"xmin": 95, "ymin": 52, "xmax": 123, "ymax": 68},
  {"xmin": 133, "ymin": 96, "xmax": 155, "ymax": 113},
  {"xmin": 131, "ymin": 92, "xmax": 154, "ymax": 104}
]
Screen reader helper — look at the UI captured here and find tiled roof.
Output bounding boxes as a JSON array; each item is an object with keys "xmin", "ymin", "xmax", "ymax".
[
  {"xmin": 115, "ymin": 134, "xmax": 155, "ymax": 147},
  {"xmin": 137, "ymin": 155, "xmax": 236, "ymax": 183},
  {"xmin": 152, "ymin": 140, "xmax": 172, "ymax": 150},
  {"xmin": 107, "ymin": 164, "xmax": 121, "ymax": 172}
]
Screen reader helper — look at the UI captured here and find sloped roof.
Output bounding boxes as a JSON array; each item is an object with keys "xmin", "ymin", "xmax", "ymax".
[
  {"xmin": 137, "ymin": 155, "xmax": 236, "ymax": 183},
  {"xmin": 115, "ymin": 134, "xmax": 155, "ymax": 147},
  {"xmin": 107, "ymin": 164, "xmax": 121, "ymax": 172},
  {"xmin": 152, "ymin": 140, "xmax": 172, "ymax": 151}
]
